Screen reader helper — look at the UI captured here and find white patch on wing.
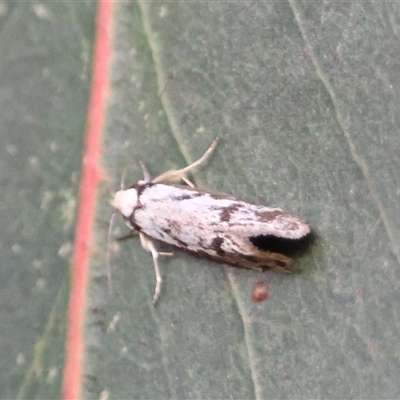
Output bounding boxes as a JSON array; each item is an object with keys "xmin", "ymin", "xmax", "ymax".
[{"xmin": 135, "ymin": 184, "xmax": 309, "ymax": 249}]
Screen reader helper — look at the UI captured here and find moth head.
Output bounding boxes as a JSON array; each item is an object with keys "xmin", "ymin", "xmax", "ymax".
[{"xmin": 111, "ymin": 188, "xmax": 138, "ymax": 218}]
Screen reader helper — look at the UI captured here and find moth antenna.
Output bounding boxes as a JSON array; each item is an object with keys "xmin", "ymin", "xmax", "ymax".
[
  {"xmin": 118, "ymin": 79, "xmax": 171, "ymax": 188},
  {"xmin": 120, "ymin": 166, "xmax": 130, "ymax": 190},
  {"xmin": 139, "ymin": 160, "xmax": 152, "ymax": 183},
  {"xmin": 107, "ymin": 211, "xmax": 117, "ymax": 295},
  {"xmin": 151, "ymin": 138, "xmax": 219, "ymax": 184},
  {"xmin": 139, "ymin": 232, "xmax": 174, "ymax": 306},
  {"xmin": 143, "ymin": 77, "xmax": 169, "ymax": 130},
  {"xmin": 181, "ymin": 176, "xmax": 196, "ymax": 188}
]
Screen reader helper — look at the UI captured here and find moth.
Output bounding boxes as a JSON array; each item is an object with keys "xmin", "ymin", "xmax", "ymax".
[{"xmin": 110, "ymin": 139, "xmax": 311, "ymax": 305}]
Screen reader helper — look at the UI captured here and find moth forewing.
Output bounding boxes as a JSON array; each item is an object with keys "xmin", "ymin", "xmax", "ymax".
[{"xmin": 110, "ymin": 140, "xmax": 311, "ymax": 305}]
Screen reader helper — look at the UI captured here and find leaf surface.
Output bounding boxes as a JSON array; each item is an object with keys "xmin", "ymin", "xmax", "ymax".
[
  {"xmin": 0, "ymin": 1, "xmax": 95, "ymax": 398},
  {"xmin": 3, "ymin": 1, "xmax": 400, "ymax": 399},
  {"xmin": 98, "ymin": 2, "xmax": 400, "ymax": 399}
]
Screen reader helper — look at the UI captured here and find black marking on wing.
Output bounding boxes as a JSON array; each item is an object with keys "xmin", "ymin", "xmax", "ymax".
[
  {"xmin": 172, "ymin": 192, "xmax": 203, "ymax": 201},
  {"xmin": 249, "ymin": 231, "xmax": 314, "ymax": 257},
  {"xmin": 132, "ymin": 182, "xmax": 152, "ymax": 196},
  {"xmin": 211, "ymin": 236, "xmax": 225, "ymax": 256}
]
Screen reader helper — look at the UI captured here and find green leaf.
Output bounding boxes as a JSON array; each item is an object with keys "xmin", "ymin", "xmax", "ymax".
[
  {"xmin": 4, "ymin": 1, "xmax": 400, "ymax": 399},
  {"xmin": 0, "ymin": 1, "xmax": 95, "ymax": 398},
  {"xmin": 98, "ymin": 2, "xmax": 400, "ymax": 399}
]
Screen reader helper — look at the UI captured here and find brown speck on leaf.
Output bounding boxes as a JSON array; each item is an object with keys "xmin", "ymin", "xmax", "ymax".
[{"xmin": 251, "ymin": 281, "xmax": 270, "ymax": 303}]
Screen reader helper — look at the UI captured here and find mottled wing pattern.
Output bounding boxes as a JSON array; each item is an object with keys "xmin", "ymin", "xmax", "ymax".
[{"xmin": 132, "ymin": 184, "xmax": 310, "ymax": 272}]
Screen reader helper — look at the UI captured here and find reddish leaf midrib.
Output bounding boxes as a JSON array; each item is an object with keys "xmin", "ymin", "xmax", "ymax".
[{"xmin": 62, "ymin": 1, "xmax": 113, "ymax": 399}]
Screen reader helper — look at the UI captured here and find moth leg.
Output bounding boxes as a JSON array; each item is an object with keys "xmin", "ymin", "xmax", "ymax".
[
  {"xmin": 116, "ymin": 230, "xmax": 137, "ymax": 241},
  {"xmin": 182, "ymin": 176, "xmax": 196, "ymax": 188},
  {"xmin": 139, "ymin": 232, "xmax": 173, "ymax": 305},
  {"xmin": 151, "ymin": 138, "xmax": 218, "ymax": 184}
]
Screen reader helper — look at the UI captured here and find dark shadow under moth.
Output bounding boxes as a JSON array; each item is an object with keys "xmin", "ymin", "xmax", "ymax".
[{"xmin": 111, "ymin": 139, "xmax": 311, "ymax": 305}]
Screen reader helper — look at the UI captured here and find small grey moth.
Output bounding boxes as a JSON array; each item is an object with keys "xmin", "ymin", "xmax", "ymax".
[{"xmin": 110, "ymin": 139, "xmax": 311, "ymax": 305}]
